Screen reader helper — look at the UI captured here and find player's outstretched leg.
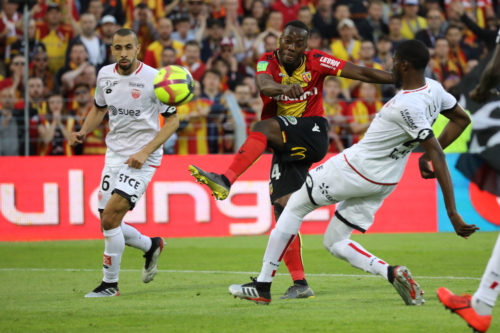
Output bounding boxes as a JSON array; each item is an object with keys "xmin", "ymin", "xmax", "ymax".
[
  {"xmin": 437, "ymin": 288, "xmax": 492, "ymax": 333},
  {"xmin": 281, "ymin": 233, "xmax": 315, "ymax": 299},
  {"xmin": 324, "ymin": 214, "xmax": 425, "ymax": 305},
  {"xmin": 120, "ymin": 222, "xmax": 165, "ymax": 283},
  {"xmin": 229, "ymin": 277, "xmax": 272, "ymax": 305}
]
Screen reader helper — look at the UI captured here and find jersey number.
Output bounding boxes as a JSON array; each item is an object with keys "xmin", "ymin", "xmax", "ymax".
[
  {"xmin": 102, "ymin": 175, "xmax": 110, "ymax": 191},
  {"xmin": 271, "ymin": 164, "xmax": 281, "ymax": 180}
]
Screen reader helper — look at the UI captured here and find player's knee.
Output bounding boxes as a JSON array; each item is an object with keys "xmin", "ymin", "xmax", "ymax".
[
  {"xmin": 273, "ymin": 202, "xmax": 284, "ymax": 220},
  {"xmin": 101, "ymin": 207, "xmax": 123, "ymax": 230}
]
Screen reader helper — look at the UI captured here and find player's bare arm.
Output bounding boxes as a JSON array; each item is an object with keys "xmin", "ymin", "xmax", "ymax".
[
  {"xmin": 125, "ymin": 113, "xmax": 179, "ymax": 169},
  {"xmin": 419, "ymin": 104, "xmax": 471, "ymax": 179},
  {"xmin": 419, "ymin": 136, "xmax": 479, "ymax": 238},
  {"xmin": 68, "ymin": 105, "xmax": 107, "ymax": 146},
  {"xmin": 256, "ymin": 73, "xmax": 304, "ymax": 99},
  {"xmin": 340, "ymin": 62, "xmax": 394, "ymax": 84},
  {"xmin": 470, "ymin": 41, "xmax": 500, "ymax": 103}
]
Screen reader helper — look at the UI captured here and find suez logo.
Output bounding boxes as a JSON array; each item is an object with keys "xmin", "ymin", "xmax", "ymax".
[
  {"xmin": 108, "ymin": 105, "xmax": 141, "ymax": 117},
  {"xmin": 0, "ymin": 168, "xmax": 332, "ymax": 236},
  {"xmin": 273, "ymin": 87, "xmax": 319, "ymax": 102}
]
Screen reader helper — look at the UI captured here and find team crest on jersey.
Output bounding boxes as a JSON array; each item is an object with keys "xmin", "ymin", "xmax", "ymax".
[
  {"xmin": 302, "ymin": 72, "xmax": 312, "ymax": 82},
  {"xmin": 269, "ymin": 183, "xmax": 273, "ymax": 195},
  {"xmin": 131, "ymin": 89, "xmax": 141, "ymax": 99},
  {"xmin": 284, "ymin": 116, "xmax": 297, "ymax": 125}
]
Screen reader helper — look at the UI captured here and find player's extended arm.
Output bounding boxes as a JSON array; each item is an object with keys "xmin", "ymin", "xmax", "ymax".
[
  {"xmin": 340, "ymin": 62, "xmax": 394, "ymax": 84},
  {"xmin": 418, "ymin": 104, "xmax": 471, "ymax": 179},
  {"xmin": 125, "ymin": 114, "xmax": 180, "ymax": 169},
  {"xmin": 420, "ymin": 137, "xmax": 479, "ymax": 238},
  {"xmin": 256, "ymin": 73, "xmax": 304, "ymax": 98},
  {"xmin": 68, "ymin": 106, "xmax": 107, "ymax": 146},
  {"xmin": 470, "ymin": 43, "xmax": 500, "ymax": 103}
]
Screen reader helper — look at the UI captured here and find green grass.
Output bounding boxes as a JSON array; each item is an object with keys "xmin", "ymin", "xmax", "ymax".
[{"xmin": 0, "ymin": 232, "xmax": 498, "ymax": 333}]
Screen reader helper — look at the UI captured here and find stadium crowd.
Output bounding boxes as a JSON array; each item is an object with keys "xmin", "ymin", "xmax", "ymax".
[{"xmin": 0, "ymin": 0, "xmax": 493, "ymax": 156}]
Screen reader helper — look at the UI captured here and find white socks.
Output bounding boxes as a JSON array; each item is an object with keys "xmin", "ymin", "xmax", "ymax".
[
  {"xmin": 120, "ymin": 222, "xmax": 152, "ymax": 252},
  {"xmin": 257, "ymin": 228, "xmax": 296, "ymax": 283},
  {"xmin": 473, "ymin": 233, "xmax": 500, "ymax": 315},
  {"xmin": 102, "ymin": 227, "xmax": 125, "ymax": 283},
  {"xmin": 329, "ymin": 239, "xmax": 389, "ymax": 279}
]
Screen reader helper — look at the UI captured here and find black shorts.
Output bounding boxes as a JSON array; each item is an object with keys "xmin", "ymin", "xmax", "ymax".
[{"xmin": 269, "ymin": 116, "xmax": 329, "ymax": 203}]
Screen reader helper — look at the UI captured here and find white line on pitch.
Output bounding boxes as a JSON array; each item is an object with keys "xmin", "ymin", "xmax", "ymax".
[{"xmin": 0, "ymin": 268, "xmax": 481, "ymax": 280}]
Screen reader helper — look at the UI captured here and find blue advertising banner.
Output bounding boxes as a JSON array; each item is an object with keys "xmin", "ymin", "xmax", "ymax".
[{"xmin": 438, "ymin": 154, "xmax": 500, "ymax": 232}]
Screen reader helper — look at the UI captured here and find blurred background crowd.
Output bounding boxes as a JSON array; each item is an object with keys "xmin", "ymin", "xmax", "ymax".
[{"xmin": 0, "ymin": 0, "xmax": 495, "ymax": 156}]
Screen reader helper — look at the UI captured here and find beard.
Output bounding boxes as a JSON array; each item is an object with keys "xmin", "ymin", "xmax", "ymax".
[{"xmin": 118, "ymin": 62, "xmax": 132, "ymax": 72}]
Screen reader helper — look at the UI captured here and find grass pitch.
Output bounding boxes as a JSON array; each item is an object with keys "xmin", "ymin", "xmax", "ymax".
[{"xmin": 1, "ymin": 232, "xmax": 498, "ymax": 333}]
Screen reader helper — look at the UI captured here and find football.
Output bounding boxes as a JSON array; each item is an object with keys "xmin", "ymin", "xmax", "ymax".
[{"xmin": 154, "ymin": 65, "xmax": 195, "ymax": 106}]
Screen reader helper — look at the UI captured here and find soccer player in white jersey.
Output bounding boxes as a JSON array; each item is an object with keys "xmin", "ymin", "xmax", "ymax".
[
  {"xmin": 68, "ymin": 28, "xmax": 179, "ymax": 297},
  {"xmin": 228, "ymin": 39, "xmax": 480, "ymax": 306},
  {"xmin": 437, "ymin": 29, "xmax": 500, "ymax": 333}
]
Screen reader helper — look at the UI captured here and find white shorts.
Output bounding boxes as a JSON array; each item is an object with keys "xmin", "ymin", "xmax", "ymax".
[
  {"xmin": 305, "ymin": 154, "xmax": 397, "ymax": 232},
  {"xmin": 97, "ymin": 149, "xmax": 160, "ymax": 211}
]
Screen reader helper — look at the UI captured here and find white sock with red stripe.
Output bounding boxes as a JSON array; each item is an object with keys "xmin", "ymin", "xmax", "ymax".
[
  {"xmin": 330, "ymin": 239, "xmax": 389, "ymax": 279},
  {"xmin": 473, "ymin": 233, "xmax": 500, "ymax": 314},
  {"xmin": 102, "ymin": 227, "xmax": 125, "ymax": 283},
  {"xmin": 121, "ymin": 221, "xmax": 152, "ymax": 252},
  {"xmin": 257, "ymin": 228, "xmax": 297, "ymax": 283}
]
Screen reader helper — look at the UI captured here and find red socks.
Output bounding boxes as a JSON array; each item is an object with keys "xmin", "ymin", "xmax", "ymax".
[
  {"xmin": 283, "ymin": 233, "xmax": 306, "ymax": 282},
  {"xmin": 223, "ymin": 132, "xmax": 267, "ymax": 185}
]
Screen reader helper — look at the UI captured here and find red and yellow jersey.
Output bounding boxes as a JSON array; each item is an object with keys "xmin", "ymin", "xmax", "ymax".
[
  {"xmin": 143, "ymin": 40, "xmax": 184, "ymax": 69},
  {"xmin": 175, "ymin": 98, "xmax": 212, "ymax": 155},
  {"xmin": 256, "ymin": 49, "xmax": 346, "ymax": 120},
  {"xmin": 347, "ymin": 99, "xmax": 383, "ymax": 144},
  {"xmin": 445, "ymin": 0, "xmax": 493, "ymax": 28}
]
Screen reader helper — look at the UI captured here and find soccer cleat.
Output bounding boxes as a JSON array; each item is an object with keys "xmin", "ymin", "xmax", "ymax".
[
  {"xmin": 188, "ymin": 165, "xmax": 230, "ymax": 200},
  {"xmin": 437, "ymin": 287, "xmax": 492, "ymax": 333},
  {"xmin": 389, "ymin": 265, "xmax": 425, "ymax": 305},
  {"xmin": 229, "ymin": 277, "xmax": 272, "ymax": 305},
  {"xmin": 85, "ymin": 281, "xmax": 120, "ymax": 298},
  {"xmin": 279, "ymin": 284, "xmax": 315, "ymax": 299},
  {"xmin": 142, "ymin": 237, "xmax": 165, "ymax": 283}
]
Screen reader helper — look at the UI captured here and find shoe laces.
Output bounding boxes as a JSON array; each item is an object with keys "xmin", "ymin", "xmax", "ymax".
[{"xmin": 242, "ymin": 277, "xmax": 258, "ymax": 288}]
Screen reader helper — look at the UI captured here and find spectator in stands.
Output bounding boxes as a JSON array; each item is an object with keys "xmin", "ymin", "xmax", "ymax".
[
  {"xmin": 144, "ymin": 18, "xmax": 184, "ymax": 69},
  {"xmin": 330, "ymin": 19, "xmax": 360, "ymax": 62},
  {"xmin": 123, "ymin": 0, "xmax": 165, "ymax": 23},
  {"xmin": 209, "ymin": 0, "xmax": 226, "ymax": 21},
  {"xmin": 249, "ymin": 0, "xmax": 268, "ymax": 32},
  {"xmin": 388, "ymin": 15, "xmax": 407, "ymax": 53},
  {"xmin": 126, "ymin": 3, "xmax": 157, "ymax": 60},
  {"xmin": 430, "ymin": 38, "xmax": 460, "ymax": 82},
  {"xmin": 297, "ymin": 6, "xmax": 314, "ymax": 30},
  {"xmin": 175, "ymin": 80, "xmax": 210, "ymax": 155},
  {"xmin": 186, "ymin": 0, "xmax": 206, "ymax": 32},
  {"xmin": 414, "ymin": 9, "xmax": 444, "ymax": 56},
  {"xmin": 445, "ymin": 25, "xmax": 468, "ymax": 76},
  {"xmin": 30, "ymin": 50, "xmax": 56, "ymax": 98},
  {"xmin": 357, "ymin": 0, "xmax": 389, "ymax": 43},
  {"xmin": 201, "ymin": 68, "xmax": 227, "ymax": 154},
  {"xmin": 348, "ymin": 40, "xmax": 384, "ymax": 99},
  {"xmin": 322, "ymin": 76, "xmax": 347, "ymax": 153},
  {"xmin": 374, "ymin": 35, "xmax": 393, "ymax": 70},
  {"xmin": 35, "ymin": 93, "xmax": 76, "ymax": 156},
  {"xmin": 0, "ymin": 54, "xmax": 26, "ymax": 97},
  {"xmin": 266, "ymin": 11, "xmax": 284, "ymax": 35},
  {"xmin": 234, "ymin": 82, "xmax": 258, "ymax": 135},
  {"xmin": 36, "ymin": 2, "xmax": 79, "ymax": 75},
  {"xmin": 161, "ymin": 47, "xmax": 177, "ymax": 67},
  {"xmin": 67, "ymin": 13, "xmax": 107, "ymax": 70},
  {"xmin": 233, "ymin": 16, "xmax": 260, "ymax": 74},
  {"xmin": 331, "ymin": 4, "xmax": 351, "ymax": 39},
  {"xmin": 10, "ymin": 19, "xmax": 46, "ymax": 64},
  {"xmin": 312, "ymin": 0, "xmax": 336, "ymax": 40},
  {"xmin": 180, "ymin": 40, "xmax": 206, "ymax": 81},
  {"xmin": 87, "ymin": 0, "xmax": 104, "ymax": 23},
  {"xmin": 211, "ymin": 56, "xmax": 241, "ymax": 92},
  {"xmin": 400, "ymin": 0, "xmax": 426, "ymax": 40},
  {"xmin": 0, "ymin": 1, "xmax": 21, "ymax": 74},
  {"xmin": 200, "ymin": 18, "xmax": 225, "ymax": 63},
  {"xmin": 13, "ymin": 77, "xmax": 46, "ymax": 155},
  {"xmin": 271, "ymin": 0, "xmax": 302, "ymax": 31},
  {"xmin": 307, "ymin": 29, "xmax": 323, "ymax": 51},
  {"xmin": 172, "ymin": 14, "xmax": 196, "ymax": 44},
  {"xmin": 99, "ymin": 0, "xmax": 125, "ymax": 26},
  {"xmin": 98, "ymin": 15, "xmax": 119, "ymax": 64},
  {"xmin": 346, "ymin": 82, "xmax": 382, "ymax": 145},
  {"xmin": 0, "ymin": 88, "xmax": 19, "ymax": 156},
  {"xmin": 57, "ymin": 42, "xmax": 89, "ymax": 93}
]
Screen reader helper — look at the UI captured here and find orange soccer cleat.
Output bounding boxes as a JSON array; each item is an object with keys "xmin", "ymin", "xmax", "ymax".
[{"xmin": 437, "ymin": 287, "xmax": 492, "ymax": 333}]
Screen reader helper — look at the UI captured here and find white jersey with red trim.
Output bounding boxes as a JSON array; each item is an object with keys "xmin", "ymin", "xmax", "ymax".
[
  {"xmin": 94, "ymin": 62, "xmax": 175, "ymax": 163},
  {"xmin": 342, "ymin": 78, "xmax": 457, "ymax": 184}
]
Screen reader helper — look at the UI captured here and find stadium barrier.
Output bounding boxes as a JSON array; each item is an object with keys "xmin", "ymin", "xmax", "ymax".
[{"xmin": 1, "ymin": 153, "xmax": 497, "ymax": 241}]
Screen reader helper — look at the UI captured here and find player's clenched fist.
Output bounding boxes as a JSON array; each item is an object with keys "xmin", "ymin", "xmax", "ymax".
[
  {"xmin": 69, "ymin": 131, "xmax": 86, "ymax": 146},
  {"xmin": 282, "ymin": 84, "xmax": 304, "ymax": 99}
]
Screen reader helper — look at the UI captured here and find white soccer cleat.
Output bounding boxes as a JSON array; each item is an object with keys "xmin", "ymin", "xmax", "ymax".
[
  {"xmin": 142, "ymin": 237, "xmax": 165, "ymax": 283},
  {"xmin": 229, "ymin": 277, "xmax": 272, "ymax": 305},
  {"xmin": 389, "ymin": 265, "xmax": 425, "ymax": 305},
  {"xmin": 85, "ymin": 281, "xmax": 120, "ymax": 298}
]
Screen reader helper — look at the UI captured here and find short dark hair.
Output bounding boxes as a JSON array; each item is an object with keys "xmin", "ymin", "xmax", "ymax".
[
  {"xmin": 113, "ymin": 28, "xmax": 138, "ymax": 45},
  {"xmin": 203, "ymin": 68, "xmax": 222, "ymax": 80},
  {"xmin": 435, "ymin": 37, "xmax": 448, "ymax": 44},
  {"xmin": 298, "ymin": 6, "xmax": 310, "ymax": 12},
  {"xmin": 136, "ymin": 3, "xmax": 148, "ymax": 9},
  {"xmin": 377, "ymin": 34, "xmax": 390, "ymax": 43},
  {"xmin": 283, "ymin": 20, "xmax": 310, "ymax": 36},
  {"xmin": 184, "ymin": 40, "xmax": 201, "ymax": 50},
  {"xmin": 389, "ymin": 15, "xmax": 402, "ymax": 22},
  {"xmin": 445, "ymin": 24, "xmax": 461, "ymax": 35},
  {"xmin": 162, "ymin": 46, "xmax": 176, "ymax": 53},
  {"xmin": 395, "ymin": 39, "xmax": 430, "ymax": 71}
]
